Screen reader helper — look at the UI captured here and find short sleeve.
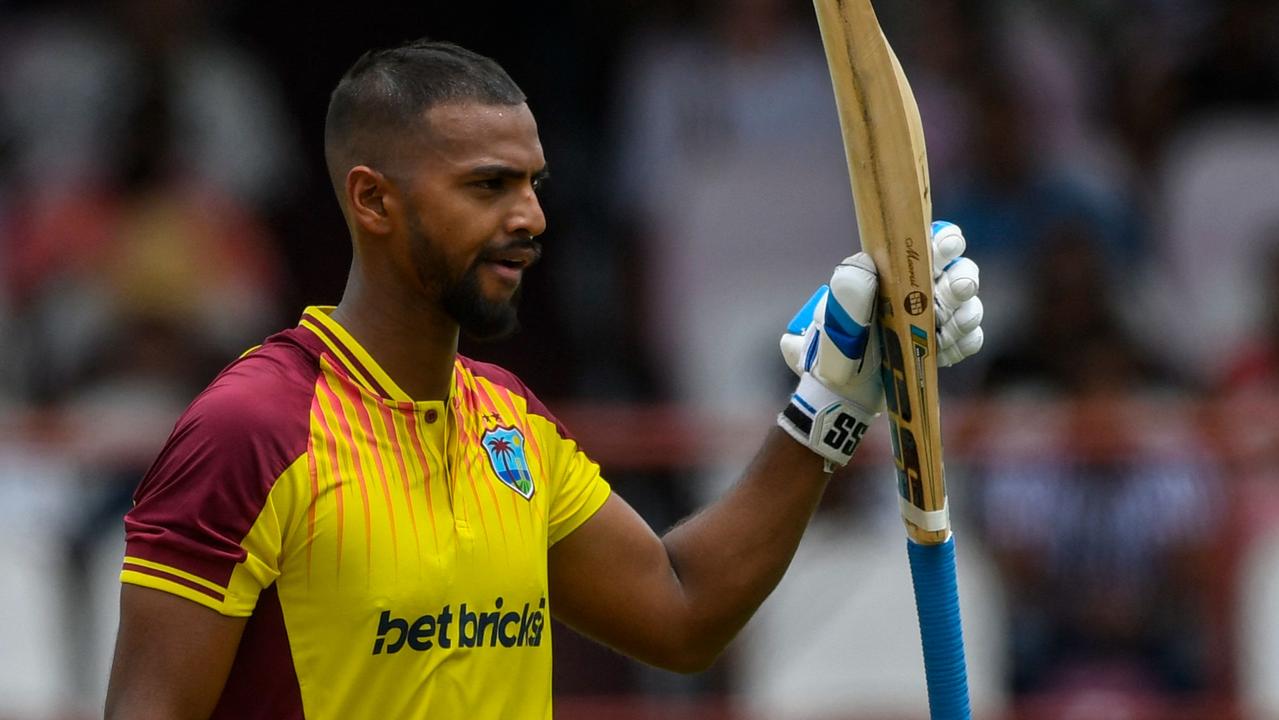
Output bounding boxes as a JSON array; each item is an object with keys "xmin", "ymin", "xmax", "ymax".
[
  {"xmin": 122, "ymin": 360, "xmax": 313, "ymax": 616},
  {"xmin": 542, "ymin": 430, "xmax": 612, "ymax": 546}
]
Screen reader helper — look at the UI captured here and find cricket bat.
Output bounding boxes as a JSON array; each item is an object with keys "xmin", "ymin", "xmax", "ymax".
[{"xmin": 812, "ymin": 1, "xmax": 972, "ymax": 717}]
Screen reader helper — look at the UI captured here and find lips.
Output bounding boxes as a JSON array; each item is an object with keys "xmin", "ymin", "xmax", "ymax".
[
  {"xmin": 482, "ymin": 241, "xmax": 542, "ymax": 272},
  {"xmin": 480, "ymin": 240, "xmax": 542, "ymax": 285}
]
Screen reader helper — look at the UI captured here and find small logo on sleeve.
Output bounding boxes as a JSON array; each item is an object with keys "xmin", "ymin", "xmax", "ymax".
[{"xmin": 481, "ymin": 425, "xmax": 535, "ymax": 499}]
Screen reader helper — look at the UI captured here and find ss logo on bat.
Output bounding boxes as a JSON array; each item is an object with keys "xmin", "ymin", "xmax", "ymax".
[{"xmin": 824, "ymin": 412, "xmax": 869, "ymax": 455}]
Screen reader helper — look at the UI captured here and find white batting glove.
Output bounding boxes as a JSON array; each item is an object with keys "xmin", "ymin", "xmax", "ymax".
[
  {"xmin": 930, "ymin": 221, "xmax": 984, "ymax": 367},
  {"xmin": 778, "ymin": 221, "xmax": 984, "ymax": 468},
  {"xmin": 777, "ymin": 254, "xmax": 883, "ymax": 469}
]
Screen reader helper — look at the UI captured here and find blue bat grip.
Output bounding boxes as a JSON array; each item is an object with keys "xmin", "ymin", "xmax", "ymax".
[{"xmin": 907, "ymin": 536, "xmax": 972, "ymax": 720}]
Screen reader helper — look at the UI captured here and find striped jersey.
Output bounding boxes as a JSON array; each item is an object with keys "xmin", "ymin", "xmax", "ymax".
[{"xmin": 121, "ymin": 306, "xmax": 612, "ymax": 719}]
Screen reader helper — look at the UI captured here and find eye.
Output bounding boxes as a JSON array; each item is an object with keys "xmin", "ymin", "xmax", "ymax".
[{"xmin": 473, "ymin": 178, "xmax": 503, "ymax": 191}]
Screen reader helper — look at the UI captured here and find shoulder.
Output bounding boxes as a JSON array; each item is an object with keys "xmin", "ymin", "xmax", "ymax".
[
  {"xmin": 128, "ymin": 328, "xmax": 323, "ymax": 544},
  {"xmin": 458, "ymin": 355, "xmax": 575, "ymax": 441},
  {"xmin": 156, "ymin": 327, "xmax": 322, "ymax": 480},
  {"xmin": 199, "ymin": 328, "xmax": 316, "ymax": 419}
]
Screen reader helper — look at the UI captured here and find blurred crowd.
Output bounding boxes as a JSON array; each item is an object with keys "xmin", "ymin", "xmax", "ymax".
[{"xmin": 1, "ymin": 0, "xmax": 1278, "ymax": 718}]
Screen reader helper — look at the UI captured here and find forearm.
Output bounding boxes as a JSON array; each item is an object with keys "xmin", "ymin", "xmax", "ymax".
[{"xmin": 659, "ymin": 426, "xmax": 831, "ymax": 664}]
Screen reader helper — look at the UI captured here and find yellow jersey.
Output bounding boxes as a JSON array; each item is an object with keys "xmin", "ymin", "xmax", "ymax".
[{"xmin": 122, "ymin": 306, "xmax": 612, "ymax": 718}]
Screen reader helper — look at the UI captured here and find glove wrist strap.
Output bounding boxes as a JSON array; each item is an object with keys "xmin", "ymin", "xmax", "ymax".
[{"xmin": 778, "ymin": 373, "xmax": 879, "ymax": 468}]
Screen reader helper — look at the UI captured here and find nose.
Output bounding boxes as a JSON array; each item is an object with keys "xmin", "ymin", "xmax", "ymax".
[{"xmin": 505, "ymin": 184, "xmax": 547, "ymax": 239}]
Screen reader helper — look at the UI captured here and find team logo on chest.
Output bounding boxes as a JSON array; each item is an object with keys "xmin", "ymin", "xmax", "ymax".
[{"xmin": 481, "ymin": 425, "xmax": 535, "ymax": 500}]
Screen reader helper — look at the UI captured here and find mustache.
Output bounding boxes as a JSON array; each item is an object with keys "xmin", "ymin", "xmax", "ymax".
[{"xmin": 481, "ymin": 237, "xmax": 543, "ymax": 264}]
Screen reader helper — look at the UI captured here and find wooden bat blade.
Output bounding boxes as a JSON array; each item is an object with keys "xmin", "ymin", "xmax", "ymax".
[
  {"xmin": 813, "ymin": 0, "xmax": 946, "ymax": 545},
  {"xmin": 813, "ymin": 2, "xmax": 972, "ymax": 718}
]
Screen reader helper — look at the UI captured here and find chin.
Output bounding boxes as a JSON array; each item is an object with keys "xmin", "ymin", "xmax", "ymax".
[
  {"xmin": 443, "ymin": 266, "xmax": 524, "ymax": 341},
  {"xmin": 459, "ymin": 315, "xmax": 520, "ymax": 342},
  {"xmin": 454, "ymin": 296, "xmax": 521, "ymax": 342}
]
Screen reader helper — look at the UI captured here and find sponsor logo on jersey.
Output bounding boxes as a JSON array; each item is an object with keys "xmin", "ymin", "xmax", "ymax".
[
  {"xmin": 481, "ymin": 425, "xmax": 535, "ymax": 499},
  {"xmin": 372, "ymin": 597, "xmax": 547, "ymax": 654}
]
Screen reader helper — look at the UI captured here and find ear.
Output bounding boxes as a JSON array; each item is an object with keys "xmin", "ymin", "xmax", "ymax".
[{"xmin": 345, "ymin": 165, "xmax": 396, "ymax": 235}]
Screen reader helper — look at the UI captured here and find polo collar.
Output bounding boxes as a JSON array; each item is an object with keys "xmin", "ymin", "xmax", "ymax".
[{"xmin": 298, "ymin": 306, "xmax": 417, "ymax": 403}]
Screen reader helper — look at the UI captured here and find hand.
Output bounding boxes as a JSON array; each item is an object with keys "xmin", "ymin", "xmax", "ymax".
[
  {"xmin": 777, "ymin": 221, "xmax": 984, "ymax": 468},
  {"xmin": 776, "ymin": 253, "xmax": 882, "ymax": 469},
  {"xmin": 930, "ymin": 221, "xmax": 984, "ymax": 367}
]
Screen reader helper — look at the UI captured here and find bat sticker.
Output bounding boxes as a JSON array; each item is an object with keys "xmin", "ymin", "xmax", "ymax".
[{"xmin": 905, "ymin": 291, "xmax": 928, "ymax": 315}]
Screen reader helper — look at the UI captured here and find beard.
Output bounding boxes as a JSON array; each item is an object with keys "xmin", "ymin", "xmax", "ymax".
[
  {"xmin": 441, "ymin": 262, "xmax": 524, "ymax": 341},
  {"xmin": 407, "ymin": 212, "xmax": 537, "ymax": 342}
]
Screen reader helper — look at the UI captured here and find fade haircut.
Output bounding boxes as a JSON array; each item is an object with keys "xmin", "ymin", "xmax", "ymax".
[{"xmin": 323, "ymin": 39, "xmax": 526, "ymax": 201}]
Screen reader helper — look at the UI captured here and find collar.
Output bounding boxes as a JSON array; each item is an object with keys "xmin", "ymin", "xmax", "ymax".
[{"xmin": 297, "ymin": 306, "xmax": 418, "ymax": 403}]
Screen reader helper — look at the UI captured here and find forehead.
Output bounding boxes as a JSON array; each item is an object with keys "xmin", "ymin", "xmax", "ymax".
[{"xmin": 417, "ymin": 102, "xmax": 544, "ymax": 172}]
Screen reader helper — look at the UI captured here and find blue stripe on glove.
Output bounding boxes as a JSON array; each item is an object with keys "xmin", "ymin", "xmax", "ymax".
[
  {"xmin": 787, "ymin": 285, "xmax": 829, "ymax": 335},
  {"xmin": 823, "ymin": 290, "xmax": 871, "ymax": 359},
  {"xmin": 804, "ymin": 330, "xmax": 820, "ymax": 372}
]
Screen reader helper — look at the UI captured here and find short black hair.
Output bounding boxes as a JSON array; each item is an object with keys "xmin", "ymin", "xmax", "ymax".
[{"xmin": 324, "ymin": 39, "xmax": 526, "ymax": 198}]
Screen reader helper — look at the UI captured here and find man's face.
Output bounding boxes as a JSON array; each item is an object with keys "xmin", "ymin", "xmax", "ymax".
[{"xmin": 396, "ymin": 102, "xmax": 548, "ymax": 340}]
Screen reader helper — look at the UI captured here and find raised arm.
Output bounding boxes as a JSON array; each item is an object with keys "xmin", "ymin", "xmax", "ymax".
[
  {"xmin": 549, "ymin": 224, "xmax": 983, "ymax": 672},
  {"xmin": 105, "ymin": 585, "xmax": 246, "ymax": 720},
  {"xmin": 548, "ymin": 428, "xmax": 828, "ymax": 672}
]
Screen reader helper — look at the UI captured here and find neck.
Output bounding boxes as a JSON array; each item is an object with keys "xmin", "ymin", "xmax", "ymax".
[{"xmin": 331, "ymin": 274, "xmax": 459, "ymax": 402}]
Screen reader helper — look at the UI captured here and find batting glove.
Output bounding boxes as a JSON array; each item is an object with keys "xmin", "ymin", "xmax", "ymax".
[
  {"xmin": 930, "ymin": 221, "xmax": 984, "ymax": 367},
  {"xmin": 778, "ymin": 221, "xmax": 984, "ymax": 469}
]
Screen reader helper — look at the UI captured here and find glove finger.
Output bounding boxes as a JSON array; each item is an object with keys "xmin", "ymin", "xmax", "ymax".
[
  {"xmin": 940, "ymin": 296, "xmax": 983, "ymax": 339},
  {"xmin": 823, "ymin": 253, "xmax": 877, "ymax": 361},
  {"xmin": 936, "ymin": 256, "xmax": 980, "ymax": 308},
  {"xmin": 829, "ymin": 253, "xmax": 878, "ymax": 325},
  {"xmin": 937, "ymin": 323, "xmax": 958, "ymax": 355},
  {"xmin": 937, "ymin": 343, "xmax": 963, "ymax": 368},
  {"xmin": 938, "ymin": 330, "xmax": 980, "ymax": 367},
  {"xmin": 779, "ymin": 332, "xmax": 808, "ymax": 377},
  {"xmin": 812, "ymin": 254, "xmax": 877, "ymax": 386},
  {"xmin": 935, "ymin": 294, "xmax": 955, "ymax": 328},
  {"xmin": 818, "ymin": 321, "xmax": 882, "ymax": 386},
  {"xmin": 951, "ymin": 326, "xmax": 985, "ymax": 361},
  {"xmin": 930, "ymin": 221, "xmax": 966, "ymax": 278}
]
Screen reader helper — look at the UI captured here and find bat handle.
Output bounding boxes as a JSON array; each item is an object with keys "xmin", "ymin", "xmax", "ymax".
[{"xmin": 907, "ymin": 536, "xmax": 972, "ymax": 720}]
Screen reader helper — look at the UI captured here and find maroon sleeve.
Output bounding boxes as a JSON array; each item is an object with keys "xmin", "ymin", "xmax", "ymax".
[{"xmin": 124, "ymin": 345, "xmax": 317, "ymax": 589}]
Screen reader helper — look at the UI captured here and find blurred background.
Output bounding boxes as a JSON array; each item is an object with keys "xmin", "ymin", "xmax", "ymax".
[{"xmin": 1, "ymin": 0, "xmax": 1278, "ymax": 718}]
